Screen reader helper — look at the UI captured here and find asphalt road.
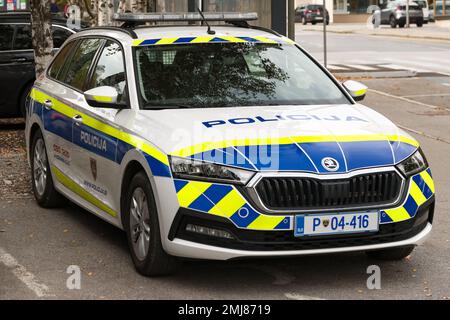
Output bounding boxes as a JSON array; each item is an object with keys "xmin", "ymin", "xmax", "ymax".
[
  {"xmin": 296, "ymin": 29, "xmax": 450, "ymax": 74},
  {"xmin": 1, "ymin": 35, "xmax": 449, "ymax": 300}
]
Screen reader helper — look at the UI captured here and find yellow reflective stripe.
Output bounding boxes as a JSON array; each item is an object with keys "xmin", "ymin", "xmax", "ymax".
[
  {"xmin": 171, "ymin": 134, "xmax": 419, "ymax": 157},
  {"xmin": 156, "ymin": 37, "xmax": 178, "ymax": 45},
  {"xmin": 31, "ymin": 88, "xmax": 169, "ymax": 166},
  {"xmin": 208, "ymin": 189, "xmax": 246, "ymax": 218},
  {"xmin": 247, "ymin": 215, "xmax": 285, "ymax": 230},
  {"xmin": 190, "ymin": 36, "xmax": 215, "ymax": 43},
  {"xmin": 384, "ymin": 207, "xmax": 411, "ymax": 222},
  {"xmin": 132, "ymin": 39, "xmax": 145, "ymax": 46},
  {"xmin": 171, "ymin": 137, "xmax": 293, "ymax": 158},
  {"xmin": 93, "ymin": 95, "xmax": 113, "ymax": 103},
  {"xmin": 409, "ymin": 180, "xmax": 427, "ymax": 206},
  {"xmin": 420, "ymin": 170, "xmax": 435, "ymax": 194},
  {"xmin": 387, "ymin": 134, "xmax": 420, "ymax": 148},
  {"xmin": 52, "ymin": 166, "xmax": 117, "ymax": 217},
  {"xmin": 176, "ymin": 181, "xmax": 212, "ymax": 208}
]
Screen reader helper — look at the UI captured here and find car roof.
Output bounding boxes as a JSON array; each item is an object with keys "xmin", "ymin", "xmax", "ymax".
[{"xmin": 0, "ymin": 11, "xmax": 88, "ymax": 28}]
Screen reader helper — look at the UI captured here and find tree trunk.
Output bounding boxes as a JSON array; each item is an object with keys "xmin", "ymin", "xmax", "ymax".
[
  {"xmin": 30, "ymin": 0, "xmax": 54, "ymax": 78},
  {"xmin": 98, "ymin": 0, "xmax": 114, "ymax": 26}
]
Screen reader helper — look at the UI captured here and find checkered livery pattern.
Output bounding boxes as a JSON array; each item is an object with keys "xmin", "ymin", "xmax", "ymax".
[
  {"xmin": 381, "ymin": 168, "xmax": 435, "ymax": 223},
  {"xmin": 173, "ymin": 179, "xmax": 291, "ymax": 231}
]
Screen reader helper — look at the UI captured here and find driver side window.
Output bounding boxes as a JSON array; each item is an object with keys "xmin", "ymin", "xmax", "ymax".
[{"xmin": 88, "ymin": 40, "xmax": 127, "ymax": 104}]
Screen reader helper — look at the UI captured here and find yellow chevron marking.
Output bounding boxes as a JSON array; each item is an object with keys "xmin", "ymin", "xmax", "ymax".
[
  {"xmin": 420, "ymin": 170, "xmax": 435, "ymax": 194},
  {"xmin": 156, "ymin": 37, "xmax": 178, "ymax": 45},
  {"xmin": 171, "ymin": 134, "xmax": 419, "ymax": 157},
  {"xmin": 132, "ymin": 39, "xmax": 145, "ymax": 46},
  {"xmin": 219, "ymin": 36, "xmax": 247, "ymax": 43},
  {"xmin": 409, "ymin": 180, "xmax": 427, "ymax": 206},
  {"xmin": 252, "ymin": 36, "xmax": 278, "ymax": 44},
  {"xmin": 176, "ymin": 181, "xmax": 212, "ymax": 208},
  {"xmin": 384, "ymin": 207, "xmax": 411, "ymax": 222},
  {"xmin": 190, "ymin": 36, "xmax": 215, "ymax": 43},
  {"xmin": 30, "ymin": 88, "xmax": 169, "ymax": 166},
  {"xmin": 247, "ymin": 215, "xmax": 285, "ymax": 230},
  {"xmin": 208, "ymin": 189, "xmax": 246, "ymax": 218},
  {"xmin": 52, "ymin": 166, "xmax": 117, "ymax": 217}
]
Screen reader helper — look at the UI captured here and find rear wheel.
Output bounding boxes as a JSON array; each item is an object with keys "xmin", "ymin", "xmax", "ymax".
[
  {"xmin": 124, "ymin": 171, "xmax": 179, "ymax": 276},
  {"xmin": 366, "ymin": 246, "xmax": 415, "ymax": 261},
  {"xmin": 30, "ymin": 130, "xmax": 65, "ymax": 207},
  {"xmin": 390, "ymin": 16, "xmax": 397, "ymax": 28}
]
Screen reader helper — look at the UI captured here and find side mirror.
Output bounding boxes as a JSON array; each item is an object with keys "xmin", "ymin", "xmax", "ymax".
[
  {"xmin": 84, "ymin": 86, "xmax": 122, "ymax": 108},
  {"xmin": 342, "ymin": 80, "xmax": 368, "ymax": 102}
]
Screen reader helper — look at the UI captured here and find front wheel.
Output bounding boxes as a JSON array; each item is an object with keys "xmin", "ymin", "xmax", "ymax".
[
  {"xmin": 366, "ymin": 245, "xmax": 415, "ymax": 261},
  {"xmin": 390, "ymin": 16, "xmax": 397, "ymax": 28},
  {"xmin": 124, "ymin": 171, "xmax": 179, "ymax": 276},
  {"xmin": 417, "ymin": 20, "xmax": 423, "ymax": 27}
]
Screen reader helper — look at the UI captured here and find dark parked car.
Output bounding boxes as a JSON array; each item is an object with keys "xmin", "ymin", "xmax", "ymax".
[
  {"xmin": 0, "ymin": 11, "xmax": 83, "ymax": 118},
  {"xmin": 295, "ymin": 4, "xmax": 329, "ymax": 25},
  {"xmin": 375, "ymin": 1, "xmax": 424, "ymax": 28}
]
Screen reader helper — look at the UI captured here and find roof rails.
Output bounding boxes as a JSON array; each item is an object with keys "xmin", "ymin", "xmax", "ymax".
[{"xmin": 113, "ymin": 12, "xmax": 258, "ymax": 28}]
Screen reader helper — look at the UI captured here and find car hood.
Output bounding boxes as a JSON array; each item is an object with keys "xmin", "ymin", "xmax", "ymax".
[{"xmin": 133, "ymin": 104, "xmax": 418, "ymax": 173}]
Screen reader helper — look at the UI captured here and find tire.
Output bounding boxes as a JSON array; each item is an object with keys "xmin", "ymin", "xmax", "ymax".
[
  {"xmin": 20, "ymin": 82, "xmax": 33, "ymax": 118},
  {"xmin": 312, "ymin": 21, "xmax": 317, "ymax": 25},
  {"xmin": 30, "ymin": 129, "xmax": 65, "ymax": 208},
  {"xmin": 123, "ymin": 171, "xmax": 179, "ymax": 276},
  {"xmin": 302, "ymin": 17, "xmax": 307, "ymax": 25},
  {"xmin": 366, "ymin": 245, "xmax": 415, "ymax": 261},
  {"xmin": 399, "ymin": 22, "xmax": 405, "ymax": 28},
  {"xmin": 390, "ymin": 16, "xmax": 397, "ymax": 28},
  {"xmin": 417, "ymin": 20, "xmax": 423, "ymax": 27}
]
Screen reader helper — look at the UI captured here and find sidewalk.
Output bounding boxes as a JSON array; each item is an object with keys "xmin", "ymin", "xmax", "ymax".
[{"xmin": 297, "ymin": 22, "xmax": 450, "ymax": 41}]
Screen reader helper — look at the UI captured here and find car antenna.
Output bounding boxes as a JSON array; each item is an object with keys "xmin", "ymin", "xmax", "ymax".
[{"xmin": 197, "ymin": 7, "xmax": 216, "ymax": 35}]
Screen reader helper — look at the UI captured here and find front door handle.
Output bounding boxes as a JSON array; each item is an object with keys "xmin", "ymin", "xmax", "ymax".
[
  {"xmin": 73, "ymin": 114, "xmax": 83, "ymax": 126},
  {"xmin": 43, "ymin": 99, "xmax": 52, "ymax": 110}
]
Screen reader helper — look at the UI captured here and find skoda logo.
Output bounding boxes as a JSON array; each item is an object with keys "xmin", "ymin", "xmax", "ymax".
[{"xmin": 321, "ymin": 157, "xmax": 339, "ymax": 172}]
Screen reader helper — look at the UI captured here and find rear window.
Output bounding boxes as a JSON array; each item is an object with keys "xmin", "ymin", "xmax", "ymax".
[{"xmin": 0, "ymin": 25, "xmax": 14, "ymax": 51}]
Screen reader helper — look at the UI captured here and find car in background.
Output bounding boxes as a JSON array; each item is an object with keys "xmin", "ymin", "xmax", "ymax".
[
  {"xmin": 295, "ymin": 4, "xmax": 329, "ymax": 25},
  {"xmin": 0, "ymin": 11, "xmax": 85, "ymax": 118},
  {"xmin": 376, "ymin": 1, "xmax": 424, "ymax": 28},
  {"xmin": 413, "ymin": 0, "xmax": 430, "ymax": 23}
]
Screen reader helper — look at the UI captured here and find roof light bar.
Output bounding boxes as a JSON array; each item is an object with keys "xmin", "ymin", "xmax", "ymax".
[{"xmin": 113, "ymin": 12, "xmax": 258, "ymax": 23}]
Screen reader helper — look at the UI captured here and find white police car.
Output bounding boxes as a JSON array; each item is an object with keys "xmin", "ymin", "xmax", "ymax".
[{"xmin": 25, "ymin": 12, "xmax": 435, "ymax": 276}]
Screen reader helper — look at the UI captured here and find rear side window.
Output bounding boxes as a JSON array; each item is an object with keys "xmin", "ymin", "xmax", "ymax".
[
  {"xmin": 13, "ymin": 24, "xmax": 32, "ymax": 50},
  {"xmin": 48, "ymin": 40, "xmax": 77, "ymax": 80},
  {"xmin": 88, "ymin": 40, "xmax": 127, "ymax": 103},
  {"xmin": 52, "ymin": 26, "xmax": 73, "ymax": 48},
  {"xmin": 62, "ymin": 38, "xmax": 103, "ymax": 90},
  {"xmin": 0, "ymin": 25, "xmax": 14, "ymax": 51}
]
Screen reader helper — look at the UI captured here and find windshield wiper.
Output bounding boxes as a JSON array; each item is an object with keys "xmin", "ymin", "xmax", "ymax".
[{"xmin": 144, "ymin": 104, "xmax": 192, "ymax": 110}]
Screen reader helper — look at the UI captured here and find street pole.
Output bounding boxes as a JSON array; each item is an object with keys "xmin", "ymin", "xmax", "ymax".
[
  {"xmin": 288, "ymin": 0, "xmax": 295, "ymax": 41},
  {"xmin": 323, "ymin": 0, "xmax": 327, "ymax": 68},
  {"xmin": 406, "ymin": 1, "xmax": 410, "ymax": 27}
]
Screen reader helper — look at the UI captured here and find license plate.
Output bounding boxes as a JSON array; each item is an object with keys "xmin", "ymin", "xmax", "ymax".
[
  {"xmin": 294, "ymin": 212, "xmax": 379, "ymax": 237},
  {"xmin": 316, "ymin": 17, "xmax": 323, "ymax": 20}
]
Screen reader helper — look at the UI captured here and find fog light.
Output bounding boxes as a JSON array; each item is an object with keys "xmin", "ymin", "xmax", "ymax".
[{"xmin": 186, "ymin": 224, "xmax": 234, "ymax": 239}]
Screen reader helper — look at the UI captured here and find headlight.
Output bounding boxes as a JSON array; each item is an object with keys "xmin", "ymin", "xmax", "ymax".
[
  {"xmin": 396, "ymin": 149, "xmax": 428, "ymax": 177},
  {"xmin": 169, "ymin": 156, "xmax": 256, "ymax": 185}
]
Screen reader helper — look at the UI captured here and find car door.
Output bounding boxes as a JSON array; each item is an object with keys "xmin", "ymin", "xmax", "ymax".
[
  {"xmin": 39, "ymin": 39, "xmax": 80, "ymax": 184},
  {"xmin": 0, "ymin": 24, "xmax": 15, "ymax": 115},
  {"xmin": 69, "ymin": 39, "xmax": 127, "ymax": 219},
  {"xmin": 0, "ymin": 23, "xmax": 34, "ymax": 116}
]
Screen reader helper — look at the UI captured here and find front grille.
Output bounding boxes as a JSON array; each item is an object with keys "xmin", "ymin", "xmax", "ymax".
[{"xmin": 255, "ymin": 171, "xmax": 403, "ymax": 210}]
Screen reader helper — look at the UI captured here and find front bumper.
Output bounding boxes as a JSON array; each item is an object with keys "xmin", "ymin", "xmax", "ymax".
[{"xmin": 166, "ymin": 196, "xmax": 434, "ymax": 260}]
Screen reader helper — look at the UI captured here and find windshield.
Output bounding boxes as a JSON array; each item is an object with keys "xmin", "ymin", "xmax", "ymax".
[{"xmin": 134, "ymin": 42, "xmax": 350, "ymax": 109}]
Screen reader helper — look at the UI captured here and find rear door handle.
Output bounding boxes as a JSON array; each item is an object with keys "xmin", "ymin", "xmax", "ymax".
[
  {"xmin": 73, "ymin": 114, "xmax": 83, "ymax": 126},
  {"xmin": 43, "ymin": 99, "xmax": 52, "ymax": 110}
]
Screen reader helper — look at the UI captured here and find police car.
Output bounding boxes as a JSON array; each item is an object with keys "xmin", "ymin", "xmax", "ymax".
[{"xmin": 25, "ymin": 12, "xmax": 435, "ymax": 276}]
